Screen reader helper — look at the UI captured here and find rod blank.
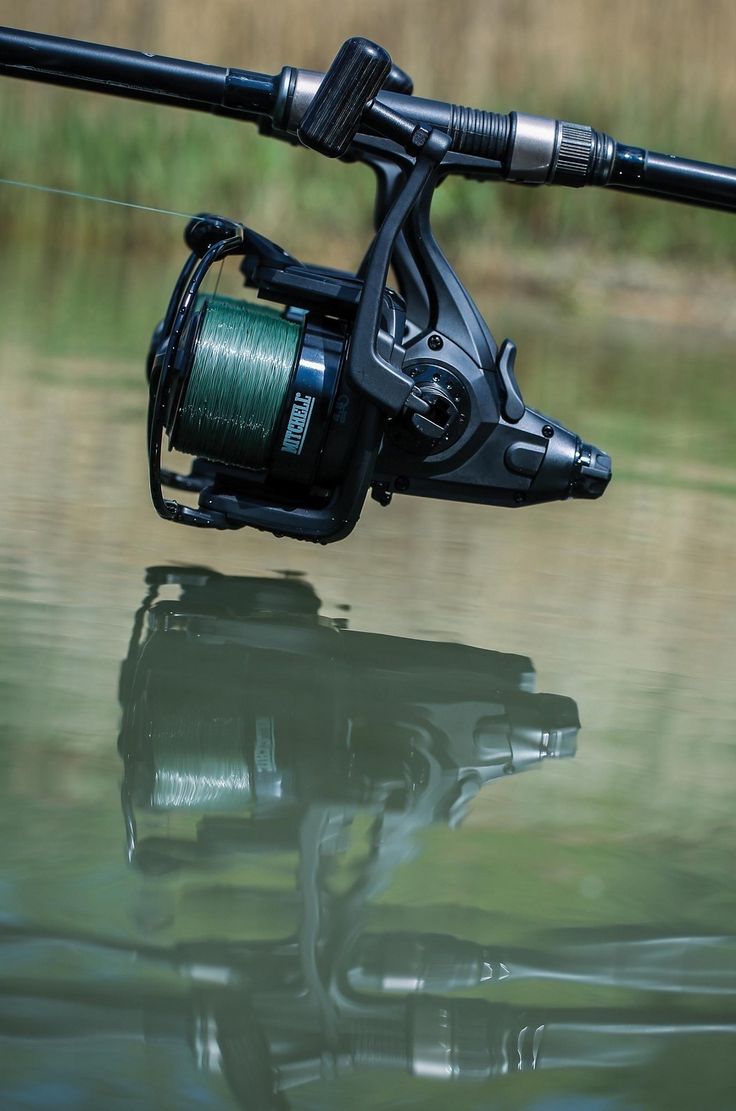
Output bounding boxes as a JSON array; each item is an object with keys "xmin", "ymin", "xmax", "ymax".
[{"xmin": 0, "ymin": 26, "xmax": 275, "ymax": 119}]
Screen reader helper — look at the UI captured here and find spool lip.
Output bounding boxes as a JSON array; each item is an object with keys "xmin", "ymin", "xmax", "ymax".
[
  {"xmin": 148, "ymin": 225, "xmax": 248, "ymax": 529},
  {"xmin": 166, "ymin": 300, "xmax": 206, "ymax": 449}
]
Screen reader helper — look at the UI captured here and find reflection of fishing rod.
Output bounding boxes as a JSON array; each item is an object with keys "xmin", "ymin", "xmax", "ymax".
[
  {"xmin": 3, "ymin": 920, "xmax": 735, "ymax": 999},
  {"xmin": 348, "ymin": 930, "xmax": 736, "ymax": 997},
  {"xmin": 0, "ymin": 980, "xmax": 734, "ymax": 1098}
]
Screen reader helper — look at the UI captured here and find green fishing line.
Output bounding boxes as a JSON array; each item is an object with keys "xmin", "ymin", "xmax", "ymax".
[{"xmin": 173, "ymin": 294, "xmax": 303, "ymax": 469}]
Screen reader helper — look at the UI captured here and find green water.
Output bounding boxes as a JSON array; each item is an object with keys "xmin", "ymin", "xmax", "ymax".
[{"xmin": 0, "ymin": 221, "xmax": 735, "ymax": 1110}]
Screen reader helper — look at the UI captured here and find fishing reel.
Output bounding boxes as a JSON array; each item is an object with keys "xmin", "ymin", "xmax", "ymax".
[
  {"xmin": 6, "ymin": 28, "xmax": 736, "ymax": 542},
  {"xmin": 147, "ymin": 38, "xmax": 611, "ymax": 542}
]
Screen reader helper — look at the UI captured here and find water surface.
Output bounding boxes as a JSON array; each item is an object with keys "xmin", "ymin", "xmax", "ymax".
[{"xmin": 0, "ymin": 229, "xmax": 734, "ymax": 1109}]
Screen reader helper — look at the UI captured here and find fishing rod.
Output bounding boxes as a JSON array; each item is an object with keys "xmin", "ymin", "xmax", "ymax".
[
  {"xmin": 1, "ymin": 28, "xmax": 734, "ymax": 543},
  {"xmin": 3, "ymin": 28, "xmax": 734, "ymax": 208}
]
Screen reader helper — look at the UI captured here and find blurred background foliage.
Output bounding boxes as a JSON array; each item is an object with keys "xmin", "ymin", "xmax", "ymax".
[{"xmin": 0, "ymin": 0, "xmax": 735, "ymax": 270}]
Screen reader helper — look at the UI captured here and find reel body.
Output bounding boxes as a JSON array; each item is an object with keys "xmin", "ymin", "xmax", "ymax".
[{"xmin": 147, "ymin": 50, "xmax": 611, "ymax": 543}]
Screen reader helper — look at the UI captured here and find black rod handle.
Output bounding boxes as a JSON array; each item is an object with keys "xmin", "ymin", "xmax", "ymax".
[
  {"xmin": 0, "ymin": 25, "xmax": 276, "ymax": 118},
  {"xmin": 606, "ymin": 143, "xmax": 736, "ymax": 212},
  {"xmin": 0, "ymin": 26, "xmax": 226, "ymax": 101}
]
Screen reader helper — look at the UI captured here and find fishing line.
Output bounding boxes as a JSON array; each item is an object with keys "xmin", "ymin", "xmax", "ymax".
[
  {"xmin": 172, "ymin": 294, "xmax": 303, "ymax": 470},
  {"xmin": 0, "ymin": 176, "xmax": 305, "ymax": 472},
  {"xmin": 148, "ymin": 711, "xmax": 252, "ymax": 811},
  {"xmin": 0, "ymin": 176, "xmax": 196, "ymax": 220},
  {"xmin": 211, "ymin": 258, "xmax": 225, "ymax": 299}
]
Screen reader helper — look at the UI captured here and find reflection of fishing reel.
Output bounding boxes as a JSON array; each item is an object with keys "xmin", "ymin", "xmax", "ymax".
[
  {"xmin": 146, "ymin": 38, "xmax": 611, "ymax": 542},
  {"xmin": 118, "ymin": 566, "xmax": 579, "ymax": 870},
  {"xmin": 112, "ymin": 568, "xmax": 736, "ymax": 1108}
]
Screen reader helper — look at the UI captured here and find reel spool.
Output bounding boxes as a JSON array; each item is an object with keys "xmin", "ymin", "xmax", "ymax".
[
  {"xmin": 147, "ymin": 211, "xmax": 409, "ymax": 541},
  {"xmin": 148, "ymin": 220, "xmax": 356, "ymax": 534},
  {"xmin": 171, "ymin": 295, "xmax": 303, "ymax": 472}
]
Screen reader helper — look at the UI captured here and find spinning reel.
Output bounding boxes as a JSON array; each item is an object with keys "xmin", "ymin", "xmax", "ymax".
[
  {"xmin": 146, "ymin": 40, "xmax": 611, "ymax": 541},
  {"xmin": 5, "ymin": 28, "xmax": 735, "ymax": 542}
]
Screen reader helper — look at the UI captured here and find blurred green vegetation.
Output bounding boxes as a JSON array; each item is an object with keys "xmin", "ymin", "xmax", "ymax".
[{"xmin": 0, "ymin": 0, "xmax": 735, "ymax": 263}]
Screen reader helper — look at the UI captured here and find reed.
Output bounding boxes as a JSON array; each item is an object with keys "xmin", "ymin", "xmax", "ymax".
[{"xmin": 1, "ymin": 0, "xmax": 735, "ymax": 261}]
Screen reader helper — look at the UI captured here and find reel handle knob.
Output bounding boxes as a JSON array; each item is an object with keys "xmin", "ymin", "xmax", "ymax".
[{"xmin": 297, "ymin": 37, "xmax": 392, "ymax": 158}]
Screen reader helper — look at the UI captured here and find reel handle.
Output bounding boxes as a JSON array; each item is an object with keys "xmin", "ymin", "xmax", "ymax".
[{"xmin": 297, "ymin": 36, "xmax": 392, "ymax": 157}]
